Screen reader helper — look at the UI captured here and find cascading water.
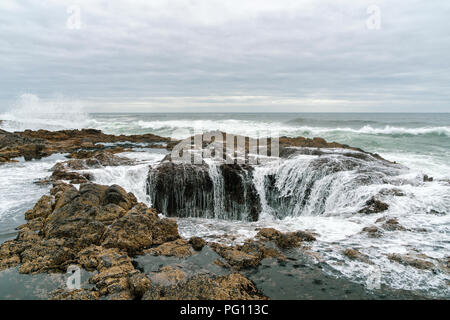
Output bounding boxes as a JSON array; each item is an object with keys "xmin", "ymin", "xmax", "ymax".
[{"xmin": 206, "ymin": 160, "xmax": 225, "ymax": 219}]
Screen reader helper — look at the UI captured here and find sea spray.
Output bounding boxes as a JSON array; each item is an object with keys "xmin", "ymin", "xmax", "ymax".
[{"xmin": 0, "ymin": 94, "xmax": 95, "ymax": 131}]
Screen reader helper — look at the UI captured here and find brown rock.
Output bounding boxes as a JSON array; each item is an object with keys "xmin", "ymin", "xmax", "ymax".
[
  {"xmin": 210, "ymin": 239, "xmax": 285, "ymax": 270},
  {"xmin": 388, "ymin": 253, "xmax": 435, "ymax": 270},
  {"xmin": 150, "ymin": 266, "xmax": 186, "ymax": 287},
  {"xmin": 145, "ymin": 239, "xmax": 192, "ymax": 258},
  {"xmin": 24, "ymin": 195, "xmax": 53, "ymax": 220},
  {"xmin": 143, "ymin": 273, "xmax": 267, "ymax": 300},
  {"xmin": 189, "ymin": 237, "xmax": 206, "ymax": 251},
  {"xmin": 51, "ymin": 289, "xmax": 99, "ymax": 300},
  {"xmin": 381, "ymin": 218, "xmax": 406, "ymax": 231},
  {"xmin": 256, "ymin": 228, "xmax": 282, "ymax": 241},
  {"xmin": 359, "ymin": 197, "xmax": 389, "ymax": 214},
  {"xmin": 342, "ymin": 248, "xmax": 371, "ymax": 264},
  {"xmin": 362, "ymin": 226, "xmax": 383, "ymax": 238}
]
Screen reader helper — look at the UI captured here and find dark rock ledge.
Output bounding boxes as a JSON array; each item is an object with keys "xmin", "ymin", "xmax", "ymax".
[{"xmin": 0, "ymin": 128, "xmax": 170, "ymax": 163}]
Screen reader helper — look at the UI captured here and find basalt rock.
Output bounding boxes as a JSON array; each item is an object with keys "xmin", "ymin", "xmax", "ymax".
[
  {"xmin": 144, "ymin": 239, "xmax": 192, "ymax": 258},
  {"xmin": 1, "ymin": 128, "xmax": 170, "ymax": 163},
  {"xmin": 359, "ymin": 197, "xmax": 389, "ymax": 214},
  {"xmin": 209, "ymin": 239, "xmax": 286, "ymax": 271},
  {"xmin": 256, "ymin": 228, "xmax": 316, "ymax": 249},
  {"xmin": 142, "ymin": 273, "xmax": 268, "ymax": 300},
  {"xmin": 147, "ymin": 159, "xmax": 261, "ymax": 221},
  {"xmin": 379, "ymin": 218, "xmax": 407, "ymax": 231},
  {"xmin": 388, "ymin": 253, "xmax": 435, "ymax": 271},
  {"xmin": 189, "ymin": 237, "xmax": 207, "ymax": 251},
  {"xmin": 0, "ymin": 182, "xmax": 180, "ymax": 275},
  {"xmin": 342, "ymin": 248, "xmax": 371, "ymax": 264},
  {"xmin": 361, "ymin": 226, "xmax": 383, "ymax": 238},
  {"xmin": 37, "ymin": 151, "xmax": 135, "ymax": 185}
]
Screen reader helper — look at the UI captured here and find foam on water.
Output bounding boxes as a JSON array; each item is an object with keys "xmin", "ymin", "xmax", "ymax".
[
  {"xmin": 0, "ymin": 154, "xmax": 65, "ymax": 238},
  {"xmin": 81, "ymin": 151, "xmax": 166, "ymax": 203},
  {"xmin": 98, "ymin": 118, "xmax": 450, "ymax": 139}
]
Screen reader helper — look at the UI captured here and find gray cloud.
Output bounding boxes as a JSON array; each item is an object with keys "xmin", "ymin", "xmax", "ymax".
[{"xmin": 0, "ymin": 0, "xmax": 449, "ymax": 112}]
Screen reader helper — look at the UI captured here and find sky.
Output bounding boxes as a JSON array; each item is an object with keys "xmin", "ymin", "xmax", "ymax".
[{"xmin": 0, "ymin": 0, "xmax": 449, "ymax": 113}]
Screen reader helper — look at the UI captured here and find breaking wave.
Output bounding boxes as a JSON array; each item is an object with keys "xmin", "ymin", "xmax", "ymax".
[{"xmin": 0, "ymin": 94, "xmax": 96, "ymax": 131}]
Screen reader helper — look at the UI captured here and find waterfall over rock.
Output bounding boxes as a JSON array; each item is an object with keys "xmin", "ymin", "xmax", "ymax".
[
  {"xmin": 146, "ymin": 133, "xmax": 406, "ymax": 221},
  {"xmin": 147, "ymin": 160, "xmax": 261, "ymax": 221}
]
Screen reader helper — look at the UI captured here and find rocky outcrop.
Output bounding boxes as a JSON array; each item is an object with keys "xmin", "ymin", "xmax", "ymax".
[
  {"xmin": 36, "ymin": 150, "xmax": 135, "ymax": 185},
  {"xmin": 208, "ymin": 230, "xmax": 316, "ymax": 271},
  {"xmin": 0, "ymin": 182, "xmax": 179, "ymax": 274},
  {"xmin": 0, "ymin": 180, "xmax": 278, "ymax": 300},
  {"xmin": 0, "ymin": 128, "xmax": 170, "ymax": 163},
  {"xmin": 388, "ymin": 253, "xmax": 435, "ymax": 271},
  {"xmin": 143, "ymin": 273, "xmax": 268, "ymax": 300},
  {"xmin": 359, "ymin": 197, "xmax": 389, "ymax": 214},
  {"xmin": 144, "ymin": 239, "xmax": 192, "ymax": 258},
  {"xmin": 189, "ymin": 237, "xmax": 207, "ymax": 251},
  {"xmin": 256, "ymin": 228, "xmax": 316, "ymax": 249},
  {"xmin": 147, "ymin": 160, "xmax": 261, "ymax": 221}
]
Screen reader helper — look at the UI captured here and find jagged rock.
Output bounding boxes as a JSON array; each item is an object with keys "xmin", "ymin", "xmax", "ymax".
[
  {"xmin": 256, "ymin": 228, "xmax": 316, "ymax": 249},
  {"xmin": 18, "ymin": 238, "xmax": 76, "ymax": 274},
  {"xmin": 147, "ymin": 161, "xmax": 215, "ymax": 218},
  {"xmin": 0, "ymin": 182, "xmax": 180, "ymax": 276},
  {"xmin": 142, "ymin": 273, "xmax": 268, "ymax": 300},
  {"xmin": 342, "ymin": 248, "xmax": 371, "ymax": 264},
  {"xmin": 127, "ymin": 271, "xmax": 152, "ymax": 299},
  {"xmin": 104, "ymin": 185, "xmax": 137, "ymax": 211},
  {"xmin": 147, "ymin": 160, "xmax": 261, "ymax": 221},
  {"xmin": 51, "ymin": 289, "xmax": 99, "ymax": 300},
  {"xmin": 149, "ymin": 266, "xmax": 186, "ymax": 287},
  {"xmin": 361, "ymin": 226, "xmax": 383, "ymax": 238},
  {"xmin": 380, "ymin": 218, "xmax": 406, "ymax": 231},
  {"xmin": 256, "ymin": 228, "xmax": 282, "ymax": 241},
  {"xmin": 88, "ymin": 248, "xmax": 135, "ymax": 297},
  {"xmin": 101, "ymin": 202, "xmax": 179, "ymax": 255},
  {"xmin": 24, "ymin": 194, "xmax": 53, "ymax": 220},
  {"xmin": 388, "ymin": 253, "xmax": 435, "ymax": 270},
  {"xmin": 359, "ymin": 197, "xmax": 389, "ymax": 214},
  {"xmin": 144, "ymin": 239, "xmax": 192, "ymax": 258},
  {"xmin": 1, "ymin": 128, "xmax": 170, "ymax": 162},
  {"xmin": 189, "ymin": 237, "xmax": 206, "ymax": 251},
  {"xmin": 0, "ymin": 240, "xmax": 22, "ymax": 270},
  {"xmin": 210, "ymin": 240, "xmax": 286, "ymax": 270},
  {"xmin": 66, "ymin": 150, "xmax": 134, "ymax": 168}
]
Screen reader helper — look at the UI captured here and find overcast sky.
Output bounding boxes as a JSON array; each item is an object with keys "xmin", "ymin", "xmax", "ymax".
[{"xmin": 0, "ymin": 0, "xmax": 449, "ymax": 112}]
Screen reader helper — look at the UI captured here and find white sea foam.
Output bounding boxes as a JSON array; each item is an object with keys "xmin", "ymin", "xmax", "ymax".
[
  {"xmin": 0, "ymin": 154, "xmax": 65, "ymax": 234},
  {"xmin": 133, "ymin": 119, "xmax": 450, "ymax": 138},
  {"xmin": 82, "ymin": 151, "xmax": 166, "ymax": 203}
]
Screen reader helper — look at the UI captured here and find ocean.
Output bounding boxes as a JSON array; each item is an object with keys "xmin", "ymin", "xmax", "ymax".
[{"xmin": 0, "ymin": 110, "xmax": 449, "ymax": 298}]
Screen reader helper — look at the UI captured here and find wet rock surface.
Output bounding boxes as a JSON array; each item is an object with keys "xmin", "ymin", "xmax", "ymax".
[
  {"xmin": 0, "ymin": 128, "xmax": 169, "ymax": 163},
  {"xmin": 0, "ymin": 182, "xmax": 181, "ymax": 300},
  {"xmin": 148, "ymin": 159, "xmax": 261, "ymax": 221}
]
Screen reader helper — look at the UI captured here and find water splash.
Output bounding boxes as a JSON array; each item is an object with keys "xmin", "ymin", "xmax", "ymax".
[{"xmin": 0, "ymin": 94, "xmax": 96, "ymax": 131}]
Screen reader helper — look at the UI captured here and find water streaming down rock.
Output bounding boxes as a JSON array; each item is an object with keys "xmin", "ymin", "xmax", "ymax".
[
  {"xmin": 262, "ymin": 151, "xmax": 404, "ymax": 218},
  {"xmin": 146, "ymin": 145, "xmax": 406, "ymax": 221},
  {"xmin": 147, "ymin": 159, "xmax": 261, "ymax": 221}
]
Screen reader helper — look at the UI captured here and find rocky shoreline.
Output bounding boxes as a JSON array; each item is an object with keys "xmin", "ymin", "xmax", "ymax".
[
  {"xmin": 0, "ymin": 127, "xmax": 448, "ymax": 299},
  {"xmin": 0, "ymin": 180, "xmax": 325, "ymax": 300}
]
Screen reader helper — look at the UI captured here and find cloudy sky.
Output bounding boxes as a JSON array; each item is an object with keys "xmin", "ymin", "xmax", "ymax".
[{"xmin": 0, "ymin": 0, "xmax": 449, "ymax": 112}]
